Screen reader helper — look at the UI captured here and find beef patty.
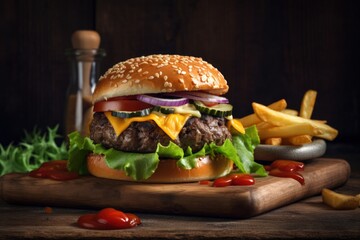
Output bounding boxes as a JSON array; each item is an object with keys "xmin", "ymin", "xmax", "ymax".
[{"xmin": 90, "ymin": 112, "xmax": 232, "ymax": 153}]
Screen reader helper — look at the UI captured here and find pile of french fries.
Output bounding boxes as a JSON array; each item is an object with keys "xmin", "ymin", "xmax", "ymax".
[{"xmin": 239, "ymin": 90, "xmax": 338, "ymax": 145}]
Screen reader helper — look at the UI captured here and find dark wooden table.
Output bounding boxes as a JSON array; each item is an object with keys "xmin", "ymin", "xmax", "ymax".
[{"xmin": 1, "ymin": 143, "xmax": 359, "ymax": 240}]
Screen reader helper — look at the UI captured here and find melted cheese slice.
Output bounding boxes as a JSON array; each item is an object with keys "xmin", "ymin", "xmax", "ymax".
[
  {"xmin": 104, "ymin": 112, "xmax": 191, "ymax": 140},
  {"xmin": 227, "ymin": 118, "xmax": 245, "ymax": 134}
]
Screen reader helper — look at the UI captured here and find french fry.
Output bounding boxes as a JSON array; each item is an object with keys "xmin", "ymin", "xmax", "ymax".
[
  {"xmin": 322, "ymin": 188, "xmax": 359, "ymax": 210},
  {"xmin": 252, "ymin": 102, "xmax": 338, "ymax": 141},
  {"xmin": 240, "ymin": 99, "xmax": 287, "ymax": 127},
  {"xmin": 282, "ymin": 109, "xmax": 298, "ymax": 116},
  {"xmin": 256, "ymin": 121, "xmax": 274, "ymax": 131},
  {"xmin": 297, "ymin": 90, "xmax": 317, "ymax": 143},
  {"xmin": 257, "ymin": 123, "xmax": 323, "ymax": 140},
  {"xmin": 300, "ymin": 90, "xmax": 317, "ymax": 119},
  {"xmin": 264, "ymin": 138, "xmax": 282, "ymax": 145},
  {"xmin": 313, "ymin": 119, "xmax": 327, "ymax": 124},
  {"xmin": 284, "ymin": 135, "xmax": 313, "ymax": 145}
]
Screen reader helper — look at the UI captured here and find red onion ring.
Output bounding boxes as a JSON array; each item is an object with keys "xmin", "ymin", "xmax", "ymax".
[
  {"xmin": 136, "ymin": 94, "xmax": 189, "ymax": 106},
  {"xmin": 166, "ymin": 91, "xmax": 229, "ymax": 104}
]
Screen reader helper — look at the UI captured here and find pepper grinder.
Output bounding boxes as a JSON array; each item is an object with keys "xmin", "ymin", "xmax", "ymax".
[{"xmin": 65, "ymin": 30, "xmax": 106, "ymax": 136}]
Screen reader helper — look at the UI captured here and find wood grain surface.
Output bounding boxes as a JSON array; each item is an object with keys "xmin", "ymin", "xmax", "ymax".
[{"xmin": 0, "ymin": 158, "xmax": 350, "ymax": 218}]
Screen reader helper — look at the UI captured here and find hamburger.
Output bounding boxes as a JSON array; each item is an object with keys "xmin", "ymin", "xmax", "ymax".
[{"xmin": 67, "ymin": 54, "xmax": 265, "ymax": 182}]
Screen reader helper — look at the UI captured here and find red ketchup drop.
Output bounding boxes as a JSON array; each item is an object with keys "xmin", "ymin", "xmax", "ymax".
[
  {"xmin": 28, "ymin": 160, "xmax": 79, "ymax": 181},
  {"xmin": 229, "ymin": 173, "xmax": 256, "ymax": 186},
  {"xmin": 201, "ymin": 173, "xmax": 255, "ymax": 187},
  {"xmin": 267, "ymin": 160, "xmax": 305, "ymax": 185},
  {"xmin": 77, "ymin": 208, "xmax": 141, "ymax": 230}
]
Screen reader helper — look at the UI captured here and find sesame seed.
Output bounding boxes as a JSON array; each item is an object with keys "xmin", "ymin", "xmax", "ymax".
[
  {"xmin": 155, "ymin": 73, "xmax": 160, "ymax": 78},
  {"xmin": 164, "ymin": 82, "xmax": 172, "ymax": 88},
  {"xmin": 138, "ymin": 68, "xmax": 142, "ymax": 72},
  {"xmin": 122, "ymin": 80, "xmax": 127, "ymax": 83},
  {"xmin": 135, "ymin": 79, "xmax": 140, "ymax": 83},
  {"xmin": 208, "ymin": 76, "xmax": 214, "ymax": 84},
  {"xmin": 148, "ymin": 76, "xmax": 154, "ymax": 80},
  {"xmin": 164, "ymin": 75, "xmax": 168, "ymax": 81}
]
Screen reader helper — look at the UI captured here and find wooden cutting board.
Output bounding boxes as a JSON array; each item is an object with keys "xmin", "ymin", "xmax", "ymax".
[{"xmin": 0, "ymin": 158, "xmax": 350, "ymax": 219}]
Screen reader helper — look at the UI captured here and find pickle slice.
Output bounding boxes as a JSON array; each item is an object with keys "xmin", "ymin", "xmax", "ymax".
[
  {"xmin": 111, "ymin": 108, "xmax": 153, "ymax": 118},
  {"xmin": 193, "ymin": 100, "xmax": 233, "ymax": 117},
  {"xmin": 153, "ymin": 106, "xmax": 175, "ymax": 114}
]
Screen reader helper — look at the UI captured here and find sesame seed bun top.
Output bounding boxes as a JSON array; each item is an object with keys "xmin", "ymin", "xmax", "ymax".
[{"xmin": 92, "ymin": 54, "xmax": 229, "ymax": 103}]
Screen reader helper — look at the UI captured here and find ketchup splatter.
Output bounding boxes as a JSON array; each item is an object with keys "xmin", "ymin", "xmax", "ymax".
[
  {"xmin": 229, "ymin": 173, "xmax": 256, "ymax": 186},
  {"xmin": 199, "ymin": 180, "xmax": 211, "ymax": 185},
  {"xmin": 213, "ymin": 176, "xmax": 233, "ymax": 187},
  {"xmin": 28, "ymin": 160, "xmax": 79, "ymax": 181},
  {"xmin": 267, "ymin": 160, "xmax": 305, "ymax": 185},
  {"xmin": 77, "ymin": 208, "xmax": 141, "ymax": 230},
  {"xmin": 200, "ymin": 173, "xmax": 255, "ymax": 187}
]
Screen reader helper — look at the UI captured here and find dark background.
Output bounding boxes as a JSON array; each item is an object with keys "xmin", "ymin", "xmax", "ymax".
[{"xmin": 1, "ymin": 0, "xmax": 359, "ymax": 146}]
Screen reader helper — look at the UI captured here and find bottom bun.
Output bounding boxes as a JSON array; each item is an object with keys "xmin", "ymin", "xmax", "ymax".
[{"xmin": 87, "ymin": 154, "xmax": 234, "ymax": 183}]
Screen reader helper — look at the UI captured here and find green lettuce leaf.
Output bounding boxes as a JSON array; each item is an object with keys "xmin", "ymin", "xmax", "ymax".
[
  {"xmin": 67, "ymin": 125, "xmax": 266, "ymax": 181},
  {"xmin": 232, "ymin": 126, "xmax": 267, "ymax": 176},
  {"xmin": 96, "ymin": 147, "xmax": 159, "ymax": 180}
]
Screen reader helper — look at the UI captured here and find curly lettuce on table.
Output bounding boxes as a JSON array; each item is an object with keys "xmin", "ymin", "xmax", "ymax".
[{"xmin": 0, "ymin": 126, "xmax": 68, "ymax": 176}]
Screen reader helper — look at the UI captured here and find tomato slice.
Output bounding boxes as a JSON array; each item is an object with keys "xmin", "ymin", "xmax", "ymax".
[{"xmin": 93, "ymin": 97, "xmax": 153, "ymax": 112}]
